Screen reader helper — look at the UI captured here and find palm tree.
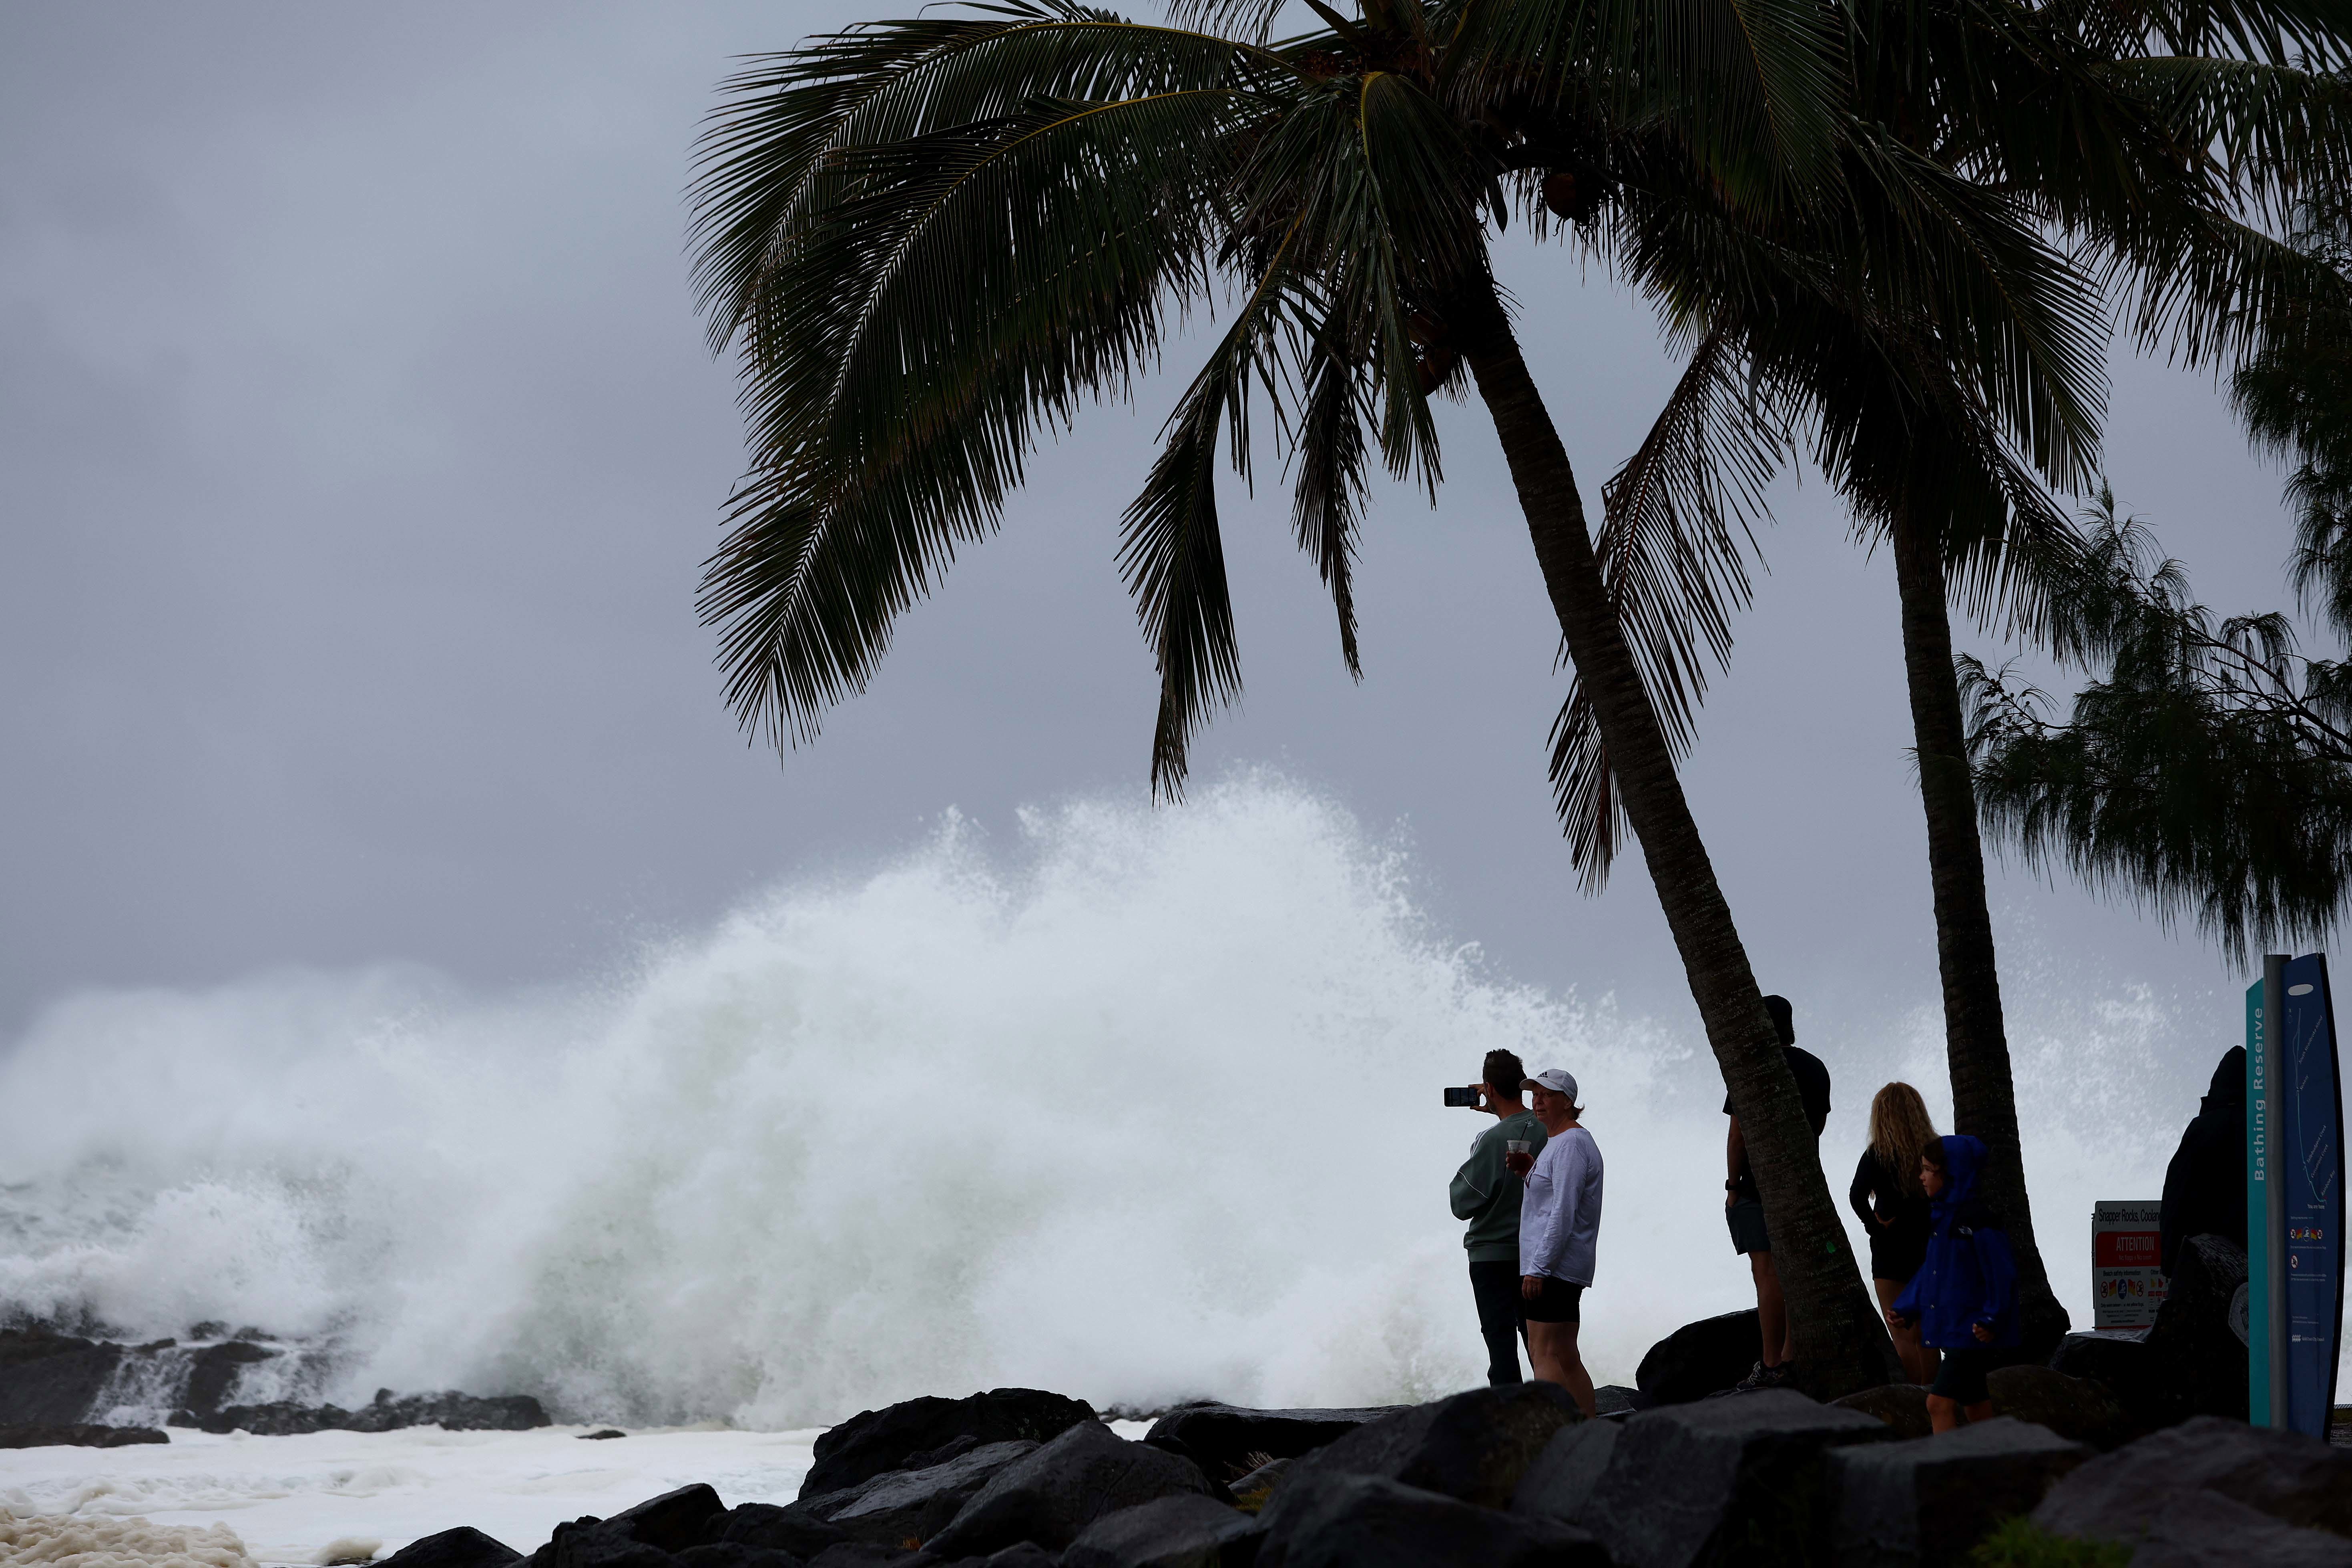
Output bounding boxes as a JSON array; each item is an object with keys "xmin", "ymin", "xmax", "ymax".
[
  {"xmin": 686, "ymin": 0, "xmax": 1904, "ymax": 1390},
  {"xmin": 1545, "ymin": 0, "xmax": 2352, "ymax": 1353}
]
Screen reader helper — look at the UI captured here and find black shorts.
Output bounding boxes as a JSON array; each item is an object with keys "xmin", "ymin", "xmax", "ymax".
[
  {"xmin": 1727, "ymin": 1199, "xmax": 1770, "ymax": 1255},
  {"xmin": 1868, "ymin": 1226, "xmax": 1929, "ymax": 1285},
  {"xmin": 1931, "ymin": 1345, "xmax": 1999, "ymax": 1404},
  {"xmin": 1521, "ymin": 1277, "xmax": 1584, "ymax": 1324}
]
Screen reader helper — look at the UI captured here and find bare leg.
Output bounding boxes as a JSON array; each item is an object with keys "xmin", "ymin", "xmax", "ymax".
[
  {"xmin": 1525, "ymin": 1319, "xmax": 1568, "ymax": 1386},
  {"xmin": 1526, "ymin": 1320, "xmax": 1597, "ymax": 1417},
  {"xmin": 1926, "ymin": 1393, "xmax": 1961, "ymax": 1434},
  {"xmin": 1873, "ymin": 1279, "xmax": 1938, "ymax": 1385},
  {"xmin": 1750, "ymin": 1250, "xmax": 1788, "ymax": 1367},
  {"xmin": 1963, "ymin": 1400, "xmax": 1994, "ymax": 1424}
]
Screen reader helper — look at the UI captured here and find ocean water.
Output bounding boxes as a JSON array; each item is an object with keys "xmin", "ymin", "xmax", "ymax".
[{"xmin": 0, "ymin": 776, "xmax": 2296, "ymax": 1429}]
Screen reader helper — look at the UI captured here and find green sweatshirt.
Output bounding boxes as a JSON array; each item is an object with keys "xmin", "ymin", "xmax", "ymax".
[{"xmin": 1450, "ymin": 1110, "xmax": 1549, "ymax": 1263}]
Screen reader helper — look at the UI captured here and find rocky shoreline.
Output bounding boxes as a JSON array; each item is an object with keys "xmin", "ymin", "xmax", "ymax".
[
  {"xmin": 5, "ymin": 1241, "xmax": 2345, "ymax": 1564},
  {"xmin": 0, "ymin": 1324, "xmax": 548, "ymax": 1446}
]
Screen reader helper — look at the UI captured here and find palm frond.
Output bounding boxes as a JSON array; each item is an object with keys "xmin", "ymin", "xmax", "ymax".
[{"xmin": 1549, "ymin": 327, "xmax": 1790, "ymax": 889}]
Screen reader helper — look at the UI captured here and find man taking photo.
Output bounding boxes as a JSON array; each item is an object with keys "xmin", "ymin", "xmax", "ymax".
[{"xmin": 1449, "ymin": 1049, "xmax": 1548, "ymax": 1385}]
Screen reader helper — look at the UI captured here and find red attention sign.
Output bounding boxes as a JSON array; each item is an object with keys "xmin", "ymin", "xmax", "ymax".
[{"xmin": 2095, "ymin": 1229, "xmax": 2161, "ymax": 1267}]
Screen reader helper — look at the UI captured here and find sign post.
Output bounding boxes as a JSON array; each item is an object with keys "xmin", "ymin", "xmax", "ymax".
[
  {"xmin": 2247, "ymin": 953, "xmax": 2344, "ymax": 1438},
  {"xmin": 2092, "ymin": 1201, "xmax": 2166, "ymax": 1328}
]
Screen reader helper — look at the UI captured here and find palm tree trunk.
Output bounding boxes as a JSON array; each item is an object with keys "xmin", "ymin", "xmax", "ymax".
[
  {"xmin": 1889, "ymin": 507, "xmax": 2070, "ymax": 1355},
  {"xmin": 1456, "ymin": 287, "xmax": 1900, "ymax": 1396}
]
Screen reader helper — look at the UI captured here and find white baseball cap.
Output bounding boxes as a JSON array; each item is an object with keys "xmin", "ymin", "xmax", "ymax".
[{"xmin": 1523, "ymin": 1068, "xmax": 1578, "ymax": 1100}]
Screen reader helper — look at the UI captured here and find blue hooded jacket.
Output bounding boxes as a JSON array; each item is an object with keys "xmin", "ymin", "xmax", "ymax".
[{"xmin": 1892, "ymin": 1135, "xmax": 2020, "ymax": 1350}]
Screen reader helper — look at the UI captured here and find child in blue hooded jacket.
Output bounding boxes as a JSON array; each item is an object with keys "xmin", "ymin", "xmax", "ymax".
[{"xmin": 1888, "ymin": 1134, "xmax": 2019, "ymax": 1432}]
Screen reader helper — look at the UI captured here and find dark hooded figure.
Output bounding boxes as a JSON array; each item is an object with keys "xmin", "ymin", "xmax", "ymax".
[
  {"xmin": 1890, "ymin": 1135, "xmax": 2019, "ymax": 1431},
  {"xmin": 2159, "ymin": 1046, "xmax": 2248, "ymax": 1276}
]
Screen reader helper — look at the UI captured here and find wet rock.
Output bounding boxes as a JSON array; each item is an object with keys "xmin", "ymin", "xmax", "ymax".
[
  {"xmin": 925, "ymin": 1418, "xmax": 1211, "ymax": 1559},
  {"xmin": 201, "ymin": 1388, "xmax": 550, "ymax": 1436},
  {"xmin": 582, "ymin": 1430, "xmax": 627, "ymax": 1441},
  {"xmin": 719, "ymin": 1506, "xmax": 852, "ymax": 1561},
  {"xmin": 0, "ymin": 1421, "xmax": 168, "ymax": 1448},
  {"xmin": 1635, "ymin": 1311, "xmax": 1761, "ymax": 1406},
  {"xmin": 2031, "ymin": 1414, "xmax": 2352, "ymax": 1543},
  {"xmin": 182, "ymin": 1339, "xmax": 278, "ymax": 1420},
  {"xmin": 378, "ymin": 1529, "xmax": 526, "ymax": 1568},
  {"xmin": 1282, "ymin": 1384, "xmax": 1583, "ymax": 1511},
  {"xmin": 1061, "ymin": 1494, "xmax": 1255, "ymax": 1568},
  {"xmin": 1508, "ymin": 1420, "xmax": 1617, "ymax": 1524},
  {"xmin": 603, "ymin": 1486, "xmax": 727, "ymax": 1554},
  {"xmin": 1141, "ymin": 1405, "xmax": 1398, "ymax": 1484},
  {"xmin": 1828, "ymin": 1416, "xmax": 2088, "ymax": 1567},
  {"xmin": 819, "ymin": 1442, "xmax": 1040, "ymax": 1546},
  {"xmin": 2142, "ymin": 1233, "xmax": 2249, "ymax": 1422},
  {"xmin": 804, "ymin": 1391, "xmax": 1099, "ymax": 1500},
  {"xmin": 1983, "ymin": 1366, "xmax": 2127, "ymax": 1450},
  {"xmin": 0, "ymin": 1327, "xmax": 125, "ymax": 1426},
  {"xmin": 677, "ymin": 1546, "xmax": 805, "ymax": 1568},
  {"xmin": 1256, "ymin": 1471, "xmax": 1606, "ymax": 1568},
  {"xmin": 1577, "ymin": 1387, "xmax": 1894, "ymax": 1568},
  {"xmin": 1829, "ymin": 1385, "xmax": 1930, "ymax": 1441}
]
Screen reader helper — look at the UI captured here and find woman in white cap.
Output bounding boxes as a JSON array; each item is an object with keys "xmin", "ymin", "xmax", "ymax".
[{"xmin": 1511, "ymin": 1067, "xmax": 1602, "ymax": 1415}]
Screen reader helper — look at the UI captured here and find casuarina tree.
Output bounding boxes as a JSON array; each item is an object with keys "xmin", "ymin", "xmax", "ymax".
[{"xmin": 687, "ymin": 0, "xmax": 1901, "ymax": 1389}]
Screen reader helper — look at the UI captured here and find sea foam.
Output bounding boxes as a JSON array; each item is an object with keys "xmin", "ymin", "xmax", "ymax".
[{"xmin": 0, "ymin": 775, "xmax": 2228, "ymax": 1425}]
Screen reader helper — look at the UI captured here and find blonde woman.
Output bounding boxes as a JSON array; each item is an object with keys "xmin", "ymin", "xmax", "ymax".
[{"xmin": 1849, "ymin": 1082, "xmax": 1941, "ymax": 1384}]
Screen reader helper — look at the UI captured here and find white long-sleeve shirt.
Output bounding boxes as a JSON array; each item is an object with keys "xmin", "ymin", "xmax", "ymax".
[{"xmin": 1519, "ymin": 1124, "xmax": 1603, "ymax": 1285}]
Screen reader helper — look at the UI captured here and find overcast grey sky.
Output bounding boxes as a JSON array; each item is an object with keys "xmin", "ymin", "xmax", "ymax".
[{"xmin": 0, "ymin": 1, "xmax": 2317, "ymax": 1104}]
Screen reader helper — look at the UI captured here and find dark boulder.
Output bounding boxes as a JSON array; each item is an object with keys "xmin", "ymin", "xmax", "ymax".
[
  {"xmin": 1829, "ymin": 1385, "xmax": 1930, "ymax": 1442},
  {"xmin": 805, "ymin": 1391, "xmax": 1099, "ymax": 1500},
  {"xmin": 379, "ymin": 1529, "xmax": 526, "ymax": 1568},
  {"xmin": 0, "ymin": 1421, "xmax": 168, "ymax": 1448},
  {"xmin": 602, "ymin": 1486, "xmax": 727, "ymax": 1553},
  {"xmin": 1061, "ymin": 1494, "xmax": 1255, "ymax": 1568},
  {"xmin": 2045, "ymin": 1486, "xmax": 2352, "ymax": 1566},
  {"xmin": 720, "ymin": 1506, "xmax": 852, "ymax": 1561},
  {"xmin": 1829, "ymin": 1416, "xmax": 2088, "ymax": 1568},
  {"xmin": 1256, "ymin": 1471, "xmax": 1606, "ymax": 1568},
  {"xmin": 1227, "ymin": 1458, "xmax": 1289, "ymax": 1509},
  {"xmin": 970, "ymin": 1548, "xmax": 1057, "ymax": 1568},
  {"xmin": 2142, "ymin": 1233, "xmax": 2250, "ymax": 1422},
  {"xmin": 1983, "ymin": 1366, "xmax": 2127, "ymax": 1450},
  {"xmin": 820, "ymin": 1442, "xmax": 1040, "ymax": 1546},
  {"xmin": 1282, "ymin": 1383, "xmax": 1584, "ymax": 1511},
  {"xmin": 1636, "ymin": 1311, "xmax": 1761, "ymax": 1406},
  {"xmin": 1577, "ymin": 1387, "xmax": 1894, "ymax": 1568},
  {"xmin": 925, "ymin": 1418, "xmax": 1211, "ymax": 1559},
  {"xmin": 2031, "ymin": 1414, "xmax": 2352, "ymax": 1543},
  {"xmin": 1508, "ymin": 1420, "xmax": 1617, "ymax": 1524},
  {"xmin": 525, "ymin": 1520, "xmax": 677, "ymax": 1568},
  {"xmin": 806, "ymin": 1548, "xmax": 937, "ymax": 1568},
  {"xmin": 1141, "ymin": 1405, "xmax": 1398, "ymax": 1484},
  {"xmin": 2044, "ymin": 1333, "xmax": 2178, "ymax": 1434},
  {"xmin": 0, "ymin": 1327, "xmax": 125, "ymax": 1425},
  {"xmin": 1593, "ymin": 1386, "xmax": 1654, "ymax": 1417},
  {"xmin": 677, "ymin": 1547, "xmax": 805, "ymax": 1568}
]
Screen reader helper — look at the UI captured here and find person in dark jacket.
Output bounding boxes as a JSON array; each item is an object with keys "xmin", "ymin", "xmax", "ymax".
[
  {"xmin": 1850, "ymin": 1082, "xmax": 1940, "ymax": 1384},
  {"xmin": 1723, "ymin": 994, "xmax": 1832, "ymax": 1391},
  {"xmin": 2159, "ymin": 1046, "xmax": 2248, "ymax": 1277},
  {"xmin": 1889, "ymin": 1134, "xmax": 2019, "ymax": 1432}
]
